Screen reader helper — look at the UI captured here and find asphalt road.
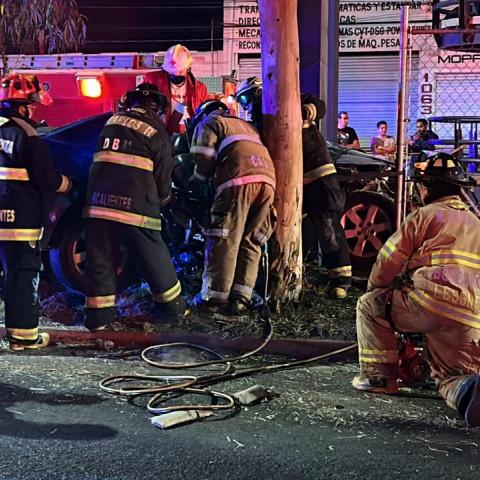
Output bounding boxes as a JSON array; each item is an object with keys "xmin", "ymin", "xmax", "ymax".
[{"xmin": 0, "ymin": 349, "xmax": 478, "ymax": 480}]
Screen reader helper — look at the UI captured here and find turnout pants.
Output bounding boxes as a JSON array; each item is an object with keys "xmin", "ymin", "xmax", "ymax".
[
  {"xmin": 0, "ymin": 241, "xmax": 42, "ymax": 341},
  {"xmin": 201, "ymin": 182, "xmax": 276, "ymax": 303},
  {"xmin": 357, "ymin": 287, "xmax": 480, "ymax": 411},
  {"xmin": 303, "ymin": 175, "xmax": 351, "ymax": 285},
  {"xmin": 85, "ymin": 219, "xmax": 181, "ymax": 330}
]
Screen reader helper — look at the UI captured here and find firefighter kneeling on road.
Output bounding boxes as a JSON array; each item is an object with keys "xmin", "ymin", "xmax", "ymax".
[
  {"xmin": 0, "ymin": 74, "xmax": 72, "ymax": 350},
  {"xmin": 188, "ymin": 100, "xmax": 276, "ymax": 314},
  {"xmin": 353, "ymin": 152, "xmax": 480, "ymax": 427},
  {"xmin": 83, "ymin": 83, "xmax": 189, "ymax": 331},
  {"xmin": 236, "ymin": 78, "xmax": 352, "ymax": 299}
]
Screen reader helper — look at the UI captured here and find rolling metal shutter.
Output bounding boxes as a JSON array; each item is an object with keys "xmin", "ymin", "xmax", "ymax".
[
  {"xmin": 238, "ymin": 56, "xmax": 262, "ymax": 80},
  {"xmin": 339, "ymin": 55, "xmax": 419, "ymax": 148}
]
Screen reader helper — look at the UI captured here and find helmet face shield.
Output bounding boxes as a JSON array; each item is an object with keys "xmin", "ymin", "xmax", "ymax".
[
  {"xmin": 236, "ymin": 92, "xmax": 252, "ymax": 111},
  {"xmin": 235, "ymin": 76, "xmax": 262, "ymax": 113}
]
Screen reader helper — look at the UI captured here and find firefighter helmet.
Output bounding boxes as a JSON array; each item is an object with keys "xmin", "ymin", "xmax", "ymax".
[
  {"xmin": 162, "ymin": 44, "xmax": 193, "ymax": 76},
  {"xmin": 186, "ymin": 100, "xmax": 229, "ymax": 144},
  {"xmin": 413, "ymin": 152, "xmax": 476, "ymax": 188},
  {"xmin": 0, "ymin": 73, "xmax": 52, "ymax": 105},
  {"xmin": 120, "ymin": 83, "xmax": 168, "ymax": 115},
  {"xmin": 235, "ymin": 76, "xmax": 262, "ymax": 111},
  {"xmin": 301, "ymin": 93, "xmax": 326, "ymax": 123},
  {"xmin": 194, "ymin": 99, "xmax": 229, "ymax": 120}
]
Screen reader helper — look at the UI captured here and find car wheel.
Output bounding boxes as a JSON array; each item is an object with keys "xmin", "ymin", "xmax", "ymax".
[
  {"xmin": 341, "ymin": 191, "xmax": 395, "ymax": 274},
  {"xmin": 49, "ymin": 219, "xmax": 136, "ymax": 294}
]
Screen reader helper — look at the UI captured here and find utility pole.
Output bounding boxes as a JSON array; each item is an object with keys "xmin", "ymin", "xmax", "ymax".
[
  {"xmin": 395, "ymin": 5, "xmax": 410, "ymax": 229},
  {"xmin": 258, "ymin": 0, "xmax": 303, "ymax": 308}
]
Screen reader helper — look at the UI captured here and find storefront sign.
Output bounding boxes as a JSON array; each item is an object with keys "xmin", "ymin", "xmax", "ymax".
[
  {"xmin": 232, "ymin": 3, "xmax": 261, "ymax": 53},
  {"xmin": 339, "ymin": 1, "xmax": 431, "ymax": 52}
]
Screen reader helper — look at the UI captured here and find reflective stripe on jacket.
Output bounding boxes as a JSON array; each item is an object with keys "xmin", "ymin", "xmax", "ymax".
[
  {"xmin": 369, "ymin": 196, "xmax": 480, "ymax": 326},
  {"xmin": 190, "ymin": 113, "xmax": 276, "ymax": 194},
  {"xmin": 302, "ymin": 123, "xmax": 337, "ymax": 185},
  {"xmin": 0, "ymin": 110, "xmax": 68, "ymax": 240},
  {"xmin": 84, "ymin": 108, "xmax": 172, "ymax": 230}
]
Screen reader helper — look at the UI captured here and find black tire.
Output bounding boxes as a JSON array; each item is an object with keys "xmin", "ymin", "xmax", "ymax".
[
  {"xmin": 49, "ymin": 218, "xmax": 136, "ymax": 294},
  {"xmin": 341, "ymin": 191, "xmax": 395, "ymax": 274}
]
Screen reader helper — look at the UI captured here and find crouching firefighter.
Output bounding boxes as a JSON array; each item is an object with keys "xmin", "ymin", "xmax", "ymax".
[
  {"xmin": 83, "ymin": 83, "xmax": 189, "ymax": 331},
  {"xmin": 0, "ymin": 74, "xmax": 72, "ymax": 350},
  {"xmin": 353, "ymin": 152, "xmax": 480, "ymax": 427},
  {"xmin": 188, "ymin": 100, "xmax": 276, "ymax": 314}
]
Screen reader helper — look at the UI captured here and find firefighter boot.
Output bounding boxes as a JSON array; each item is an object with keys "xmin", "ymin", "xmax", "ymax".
[
  {"xmin": 152, "ymin": 296, "xmax": 190, "ymax": 323},
  {"xmin": 9, "ymin": 332, "xmax": 51, "ymax": 352},
  {"xmin": 326, "ymin": 276, "xmax": 351, "ymax": 300},
  {"xmin": 352, "ymin": 363, "xmax": 400, "ymax": 394},
  {"xmin": 352, "ymin": 374, "xmax": 399, "ymax": 394},
  {"xmin": 190, "ymin": 292, "xmax": 227, "ymax": 314},
  {"xmin": 456, "ymin": 375, "xmax": 480, "ymax": 428},
  {"xmin": 229, "ymin": 297, "xmax": 250, "ymax": 315}
]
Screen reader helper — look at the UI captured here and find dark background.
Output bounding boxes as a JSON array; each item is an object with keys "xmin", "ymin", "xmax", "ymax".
[{"xmin": 78, "ymin": 0, "xmax": 224, "ymax": 53}]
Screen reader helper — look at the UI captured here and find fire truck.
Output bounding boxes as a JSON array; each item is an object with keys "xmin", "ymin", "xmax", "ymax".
[{"xmin": 5, "ymin": 52, "xmax": 237, "ymax": 127}]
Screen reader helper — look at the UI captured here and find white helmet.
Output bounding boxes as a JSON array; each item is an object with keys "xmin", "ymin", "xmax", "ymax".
[{"xmin": 162, "ymin": 44, "xmax": 193, "ymax": 76}]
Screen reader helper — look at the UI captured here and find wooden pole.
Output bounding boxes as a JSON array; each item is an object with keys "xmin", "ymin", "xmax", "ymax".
[{"xmin": 258, "ymin": 0, "xmax": 303, "ymax": 308}]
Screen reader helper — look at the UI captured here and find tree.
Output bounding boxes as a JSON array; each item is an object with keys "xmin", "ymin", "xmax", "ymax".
[
  {"xmin": 258, "ymin": 0, "xmax": 303, "ymax": 309},
  {"xmin": 0, "ymin": 0, "xmax": 86, "ymax": 69}
]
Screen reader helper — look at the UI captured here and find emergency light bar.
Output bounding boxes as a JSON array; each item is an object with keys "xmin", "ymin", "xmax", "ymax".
[{"xmin": 76, "ymin": 75, "xmax": 103, "ymax": 98}]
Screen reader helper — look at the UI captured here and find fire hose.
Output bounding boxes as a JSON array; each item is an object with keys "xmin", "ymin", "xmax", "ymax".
[
  {"xmin": 99, "ymin": 315, "xmax": 358, "ymax": 428},
  {"xmin": 99, "ymin": 244, "xmax": 358, "ymax": 428}
]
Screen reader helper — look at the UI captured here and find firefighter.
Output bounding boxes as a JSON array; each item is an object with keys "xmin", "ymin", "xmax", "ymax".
[
  {"xmin": 236, "ymin": 79, "xmax": 352, "ymax": 298},
  {"xmin": 145, "ymin": 44, "xmax": 208, "ymax": 136},
  {"xmin": 300, "ymin": 93, "xmax": 352, "ymax": 299},
  {"xmin": 188, "ymin": 100, "xmax": 276, "ymax": 313},
  {"xmin": 0, "ymin": 74, "xmax": 72, "ymax": 350},
  {"xmin": 352, "ymin": 152, "xmax": 480, "ymax": 427},
  {"xmin": 83, "ymin": 83, "xmax": 189, "ymax": 331}
]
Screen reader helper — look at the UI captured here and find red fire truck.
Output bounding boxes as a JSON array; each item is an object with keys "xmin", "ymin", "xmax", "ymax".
[{"xmin": 6, "ymin": 52, "xmax": 237, "ymax": 127}]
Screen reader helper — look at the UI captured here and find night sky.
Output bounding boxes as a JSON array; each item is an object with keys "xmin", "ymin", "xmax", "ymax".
[{"xmin": 78, "ymin": 0, "xmax": 224, "ymax": 53}]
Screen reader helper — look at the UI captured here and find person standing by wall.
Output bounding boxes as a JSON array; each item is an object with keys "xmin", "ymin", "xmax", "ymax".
[
  {"xmin": 0, "ymin": 74, "xmax": 72, "ymax": 350},
  {"xmin": 371, "ymin": 120, "xmax": 396, "ymax": 162},
  {"xmin": 337, "ymin": 111, "xmax": 360, "ymax": 149}
]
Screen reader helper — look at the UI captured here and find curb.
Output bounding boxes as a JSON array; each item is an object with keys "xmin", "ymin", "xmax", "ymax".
[{"xmin": 0, "ymin": 327, "xmax": 358, "ymax": 361}]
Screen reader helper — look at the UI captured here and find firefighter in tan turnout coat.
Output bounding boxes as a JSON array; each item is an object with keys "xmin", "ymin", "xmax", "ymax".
[
  {"xmin": 352, "ymin": 153, "xmax": 480, "ymax": 427},
  {"xmin": 189, "ymin": 100, "xmax": 276, "ymax": 313}
]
